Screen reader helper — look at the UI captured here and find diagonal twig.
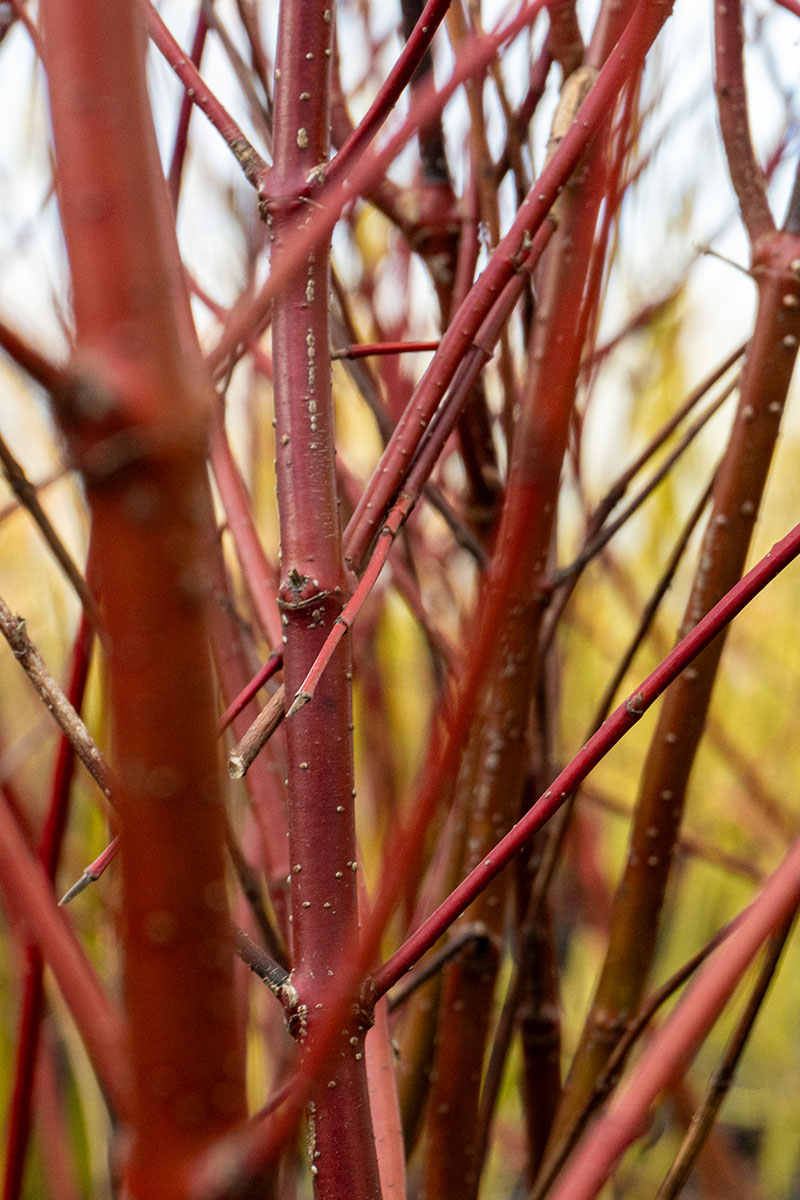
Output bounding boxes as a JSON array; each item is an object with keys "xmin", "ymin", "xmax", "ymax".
[{"xmin": 0, "ymin": 595, "xmax": 113, "ymax": 799}]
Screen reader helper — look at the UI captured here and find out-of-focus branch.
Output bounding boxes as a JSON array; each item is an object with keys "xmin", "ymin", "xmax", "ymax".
[
  {"xmin": 549, "ymin": 840, "xmax": 800, "ymax": 1200},
  {"xmin": 0, "ymin": 435, "xmax": 101, "ymax": 628},
  {"xmin": 0, "ymin": 315, "xmax": 67, "ymax": 395},
  {"xmin": 655, "ymin": 914, "xmax": 795, "ymax": 1200},
  {"xmin": 0, "ymin": 596, "xmax": 112, "ymax": 799},
  {"xmin": 0, "ymin": 790, "xmax": 129, "ymax": 1118},
  {"xmin": 714, "ymin": 0, "xmax": 773, "ymax": 244}
]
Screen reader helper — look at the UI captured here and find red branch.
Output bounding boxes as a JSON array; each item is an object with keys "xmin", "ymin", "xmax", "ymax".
[
  {"xmin": 372, "ymin": 515, "xmax": 800, "ymax": 996},
  {"xmin": 0, "ymin": 792, "xmax": 129, "ymax": 1116},
  {"xmin": 145, "ymin": 1, "xmax": 266, "ymax": 189},
  {"xmin": 3, "ymin": 616, "xmax": 93, "ymax": 1200},
  {"xmin": 39, "ymin": 0, "xmax": 249, "ymax": 1192},
  {"xmin": 329, "ymin": 0, "xmax": 453, "ymax": 182},
  {"xmin": 550, "ymin": 834, "xmax": 800, "ymax": 1200},
  {"xmin": 268, "ymin": 0, "xmax": 381, "ymax": 1195},
  {"xmin": 713, "ymin": 0, "xmax": 773, "ymax": 244}
]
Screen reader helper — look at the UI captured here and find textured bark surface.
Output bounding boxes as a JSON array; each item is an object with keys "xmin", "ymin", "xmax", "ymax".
[{"xmin": 268, "ymin": 1, "xmax": 381, "ymax": 1196}]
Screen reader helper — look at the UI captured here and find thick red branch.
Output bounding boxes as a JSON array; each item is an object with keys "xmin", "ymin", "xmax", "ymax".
[{"xmin": 39, "ymin": 0, "xmax": 249, "ymax": 1193}]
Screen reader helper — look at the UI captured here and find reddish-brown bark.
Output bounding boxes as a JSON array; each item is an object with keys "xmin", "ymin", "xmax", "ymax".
[
  {"xmin": 266, "ymin": 1, "xmax": 380, "ymax": 1196},
  {"xmin": 420, "ymin": 7, "xmax": 665, "ymax": 1188},
  {"xmin": 38, "ymin": 0, "xmax": 248, "ymax": 1193},
  {"xmin": 3, "ymin": 1, "xmax": 800, "ymax": 1196},
  {"xmin": 543, "ymin": 29, "xmax": 800, "ymax": 1158}
]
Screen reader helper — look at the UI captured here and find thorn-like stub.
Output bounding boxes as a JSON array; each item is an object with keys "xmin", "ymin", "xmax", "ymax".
[
  {"xmin": 59, "ymin": 870, "xmax": 93, "ymax": 906},
  {"xmin": 228, "ymin": 753, "xmax": 246, "ymax": 780},
  {"xmin": 279, "ymin": 979, "xmax": 300, "ymax": 1012},
  {"xmin": 287, "ymin": 692, "xmax": 311, "ymax": 718},
  {"xmin": 278, "ymin": 568, "xmax": 333, "ymax": 613}
]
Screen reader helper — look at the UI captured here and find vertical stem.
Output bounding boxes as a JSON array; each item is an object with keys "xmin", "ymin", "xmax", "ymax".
[
  {"xmin": 39, "ymin": 1, "xmax": 248, "ymax": 1194},
  {"xmin": 268, "ymin": 2, "xmax": 380, "ymax": 1197},
  {"xmin": 167, "ymin": 5, "xmax": 209, "ymax": 207},
  {"xmin": 714, "ymin": 0, "xmax": 773, "ymax": 245}
]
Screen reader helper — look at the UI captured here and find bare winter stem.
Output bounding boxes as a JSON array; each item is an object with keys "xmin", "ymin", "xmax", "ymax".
[
  {"xmin": 57, "ymin": 835, "xmax": 120, "ymax": 907},
  {"xmin": 714, "ymin": 0, "xmax": 773, "ymax": 245},
  {"xmin": 371, "ymin": 515, "xmax": 800, "ymax": 997},
  {"xmin": 0, "ymin": 792, "xmax": 129, "ymax": 1117},
  {"xmin": 145, "ymin": 1, "xmax": 267, "ymax": 189},
  {"xmin": 529, "ymin": 920, "xmax": 738, "ymax": 1200},
  {"xmin": 655, "ymin": 915, "xmax": 794, "ymax": 1200},
  {"xmin": 267, "ymin": 0, "xmax": 380, "ymax": 1194},
  {"xmin": 166, "ymin": 6, "xmax": 209, "ymax": 206},
  {"xmin": 0, "ymin": 596, "xmax": 112, "ymax": 799},
  {"xmin": 329, "ymin": 0, "xmax": 453, "ymax": 184},
  {"xmin": 227, "ymin": 689, "xmax": 284, "ymax": 779},
  {"xmin": 550, "ymin": 840, "xmax": 800, "ymax": 1200},
  {"xmin": 547, "ymin": 225, "xmax": 800, "ymax": 1160},
  {"xmin": 39, "ymin": 0, "xmax": 250, "ymax": 1190},
  {"xmin": 0, "ymin": 315, "xmax": 67, "ymax": 395},
  {"xmin": 210, "ymin": 0, "xmax": 549, "ymax": 374},
  {"xmin": 2, "ymin": 615, "xmax": 93, "ymax": 1200}
]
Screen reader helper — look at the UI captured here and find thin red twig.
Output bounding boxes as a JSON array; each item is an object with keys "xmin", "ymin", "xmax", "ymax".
[
  {"xmin": 331, "ymin": 340, "xmax": 439, "ymax": 359},
  {"xmin": 549, "ymin": 838, "xmax": 800, "ymax": 1200},
  {"xmin": 328, "ymin": 0, "xmax": 454, "ymax": 184},
  {"xmin": 145, "ymin": 0, "xmax": 267, "ymax": 188},
  {"xmin": 372, "ymin": 515, "xmax": 800, "ymax": 996},
  {"xmin": 2, "ymin": 615, "xmax": 93, "ymax": 1200}
]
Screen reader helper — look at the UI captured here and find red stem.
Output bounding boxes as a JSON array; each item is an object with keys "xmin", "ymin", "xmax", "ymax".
[
  {"xmin": 228, "ymin": 222, "xmax": 553, "ymax": 739},
  {"xmin": 713, "ymin": 0, "xmax": 773, "ymax": 244},
  {"xmin": 58, "ymin": 835, "xmax": 121, "ymax": 907},
  {"xmin": 40, "ymin": 0, "xmax": 250, "ymax": 1191},
  {"xmin": 0, "ymin": 791, "xmax": 129, "ymax": 1116},
  {"xmin": 328, "ymin": 0, "xmax": 453, "ymax": 184},
  {"xmin": 289, "ymin": 227, "xmax": 551, "ymax": 713},
  {"xmin": 217, "ymin": 652, "xmax": 282, "ymax": 733},
  {"xmin": 192, "ymin": 504, "xmax": 800, "ymax": 1200},
  {"xmin": 0, "ymin": 316, "xmax": 68, "ymax": 395},
  {"xmin": 145, "ymin": 1, "xmax": 266, "ymax": 188},
  {"xmin": 344, "ymin": 0, "xmax": 673, "ymax": 571},
  {"xmin": 210, "ymin": 0, "xmax": 550, "ymax": 373},
  {"xmin": 166, "ymin": 5, "xmax": 209, "ymax": 207},
  {"xmin": 269, "ymin": 0, "xmax": 380, "ymax": 1195},
  {"xmin": 550, "ymin": 836, "xmax": 800, "ymax": 1200},
  {"xmin": 331, "ymin": 340, "xmax": 439, "ymax": 359},
  {"xmin": 372, "ymin": 515, "xmax": 800, "ymax": 996},
  {"xmin": 350, "ymin": 14, "xmax": 672, "ymax": 1009},
  {"xmin": 3, "ymin": 615, "xmax": 93, "ymax": 1200}
]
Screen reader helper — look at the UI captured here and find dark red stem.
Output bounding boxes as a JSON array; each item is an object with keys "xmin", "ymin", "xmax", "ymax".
[{"xmin": 268, "ymin": 0, "xmax": 380, "ymax": 1195}]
